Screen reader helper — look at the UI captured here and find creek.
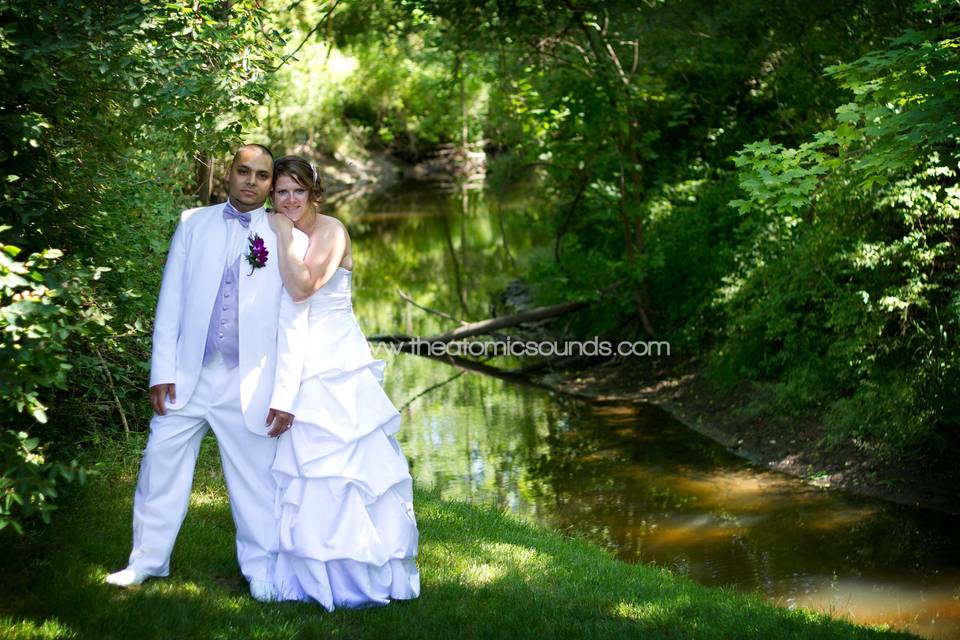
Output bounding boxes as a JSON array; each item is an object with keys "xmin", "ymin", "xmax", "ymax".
[{"xmin": 340, "ymin": 180, "xmax": 960, "ymax": 639}]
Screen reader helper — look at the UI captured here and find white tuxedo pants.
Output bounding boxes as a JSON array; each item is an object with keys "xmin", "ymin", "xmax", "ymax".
[{"xmin": 127, "ymin": 352, "xmax": 278, "ymax": 583}]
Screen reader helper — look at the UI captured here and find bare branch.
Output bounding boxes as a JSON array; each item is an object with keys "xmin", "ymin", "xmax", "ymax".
[
  {"xmin": 398, "ymin": 289, "xmax": 468, "ymax": 326},
  {"xmin": 369, "ymin": 300, "xmax": 589, "ymax": 345},
  {"xmin": 272, "ymin": 0, "xmax": 343, "ymax": 71},
  {"xmin": 96, "ymin": 347, "xmax": 130, "ymax": 437},
  {"xmin": 398, "ymin": 370, "xmax": 466, "ymax": 412}
]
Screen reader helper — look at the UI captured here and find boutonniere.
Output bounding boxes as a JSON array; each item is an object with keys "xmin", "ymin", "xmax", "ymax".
[{"xmin": 246, "ymin": 233, "xmax": 268, "ymax": 275}]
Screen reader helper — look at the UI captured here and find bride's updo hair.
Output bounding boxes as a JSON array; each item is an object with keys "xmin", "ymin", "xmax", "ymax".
[{"xmin": 272, "ymin": 155, "xmax": 324, "ymax": 209}]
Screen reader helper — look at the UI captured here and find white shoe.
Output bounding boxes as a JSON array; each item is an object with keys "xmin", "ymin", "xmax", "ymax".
[
  {"xmin": 249, "ymin": 579, "xmax": 278, "ymax": 603},
  {"xmin": 105, "ymin": 567, "xmax": 151, "ymax": 587}
]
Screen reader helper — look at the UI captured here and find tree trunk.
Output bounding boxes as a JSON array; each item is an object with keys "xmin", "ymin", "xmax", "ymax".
[{"xmin": 196, "ymin": 152, "xmax": 213, "ymax": 205}]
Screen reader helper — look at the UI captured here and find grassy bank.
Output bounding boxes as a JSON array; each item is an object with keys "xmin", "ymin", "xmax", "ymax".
[{"xmin": 0, "ymin": 435, "xmax": 913, "ymax": 640}]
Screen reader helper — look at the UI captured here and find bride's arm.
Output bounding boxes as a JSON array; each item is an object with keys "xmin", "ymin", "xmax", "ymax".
[
  {"xmin": 272, "ymin": 217, "xmax": 348, "ymax": 303},
  {"xmin": 268, "ymin": 228, "xmax": 311, "ymax": 428},
  {"xmin": 269, "ymin": 287, "xmax": 310, "ymax": 420}
]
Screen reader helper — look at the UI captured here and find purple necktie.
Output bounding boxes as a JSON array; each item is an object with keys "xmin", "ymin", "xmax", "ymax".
[{"xmin": 222, "ymin": 200, "xmax": 251, "ymax": 228}]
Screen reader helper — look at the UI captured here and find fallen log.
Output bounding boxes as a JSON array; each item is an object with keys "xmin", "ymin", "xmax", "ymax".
[{"xmin": 368, "ymin": 299, "xmax": 589, "ymax": 345}]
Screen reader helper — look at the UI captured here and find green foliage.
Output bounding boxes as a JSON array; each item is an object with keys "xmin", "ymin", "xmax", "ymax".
[
  {"xmin": 390, "ymin": 0, "xmax": 956, "ymax": 458},
  {"xmin": 404, "ymin": 0, "xmax": 910, "ymax": 320},
  {"xmin": 0, "ymin": 235, "xmax": 103, "ymax": 531},
  {"xmin": 0, "ymin": 0, "xmax": 280, "ymax": 244},
  {"xmin": 731, "ymin": 11, "xmax": 960, "ymax": 208},
  {"xmin": 0, "ymin": 0, "xmax": 282, "ymax": 531},
  {"xmin": 0, "ymin": 430, "xmax": 87, "ymax": 533},
  {"xmin": 1, "ymin": 237, "xmax": 83, "ymax": 424},
  {"xmin": 640, "ymin": 176, "xmax": 744, "ymax": 349},
  {"xmin": 258, "ymin": 0, "xmax": 485, "ymax": 158},
  {"xmin": 723, "ymin": 2, "xmax": 960, "ymax": 456}
]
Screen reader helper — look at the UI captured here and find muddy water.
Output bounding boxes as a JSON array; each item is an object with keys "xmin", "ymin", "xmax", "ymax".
[{"xmin": 341, "ymin": 182, "xmax": 960, "ymax": 639}]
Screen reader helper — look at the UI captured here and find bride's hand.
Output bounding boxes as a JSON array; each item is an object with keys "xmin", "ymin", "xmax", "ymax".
[{"xmin": 268, "ymin": 212, "xmax": 294, "ymax": 234}]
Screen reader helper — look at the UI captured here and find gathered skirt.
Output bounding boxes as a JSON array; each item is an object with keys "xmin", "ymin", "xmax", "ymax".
[{"xmin": 271, "ymin": 357, "xmax": 420, "ymax": 610}]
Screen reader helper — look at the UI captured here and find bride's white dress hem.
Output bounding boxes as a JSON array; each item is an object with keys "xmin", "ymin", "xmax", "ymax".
[{"xmin": 271, "ymin": 267, "xmax": 420, "ymax": 611}]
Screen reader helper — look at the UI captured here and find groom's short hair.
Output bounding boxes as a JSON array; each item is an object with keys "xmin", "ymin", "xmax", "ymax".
[{"xmin": 232, "ymin": 143, "xmax": 274, "ymax": 166}]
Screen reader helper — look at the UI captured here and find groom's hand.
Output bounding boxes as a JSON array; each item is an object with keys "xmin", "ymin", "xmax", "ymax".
[
  {"xmin": 150, "ymin": 383, "xmax": 176, "ymax": 415},
  {"xmin": 266, "ymin": 408, "xmax": 294, "ymax": 438}
]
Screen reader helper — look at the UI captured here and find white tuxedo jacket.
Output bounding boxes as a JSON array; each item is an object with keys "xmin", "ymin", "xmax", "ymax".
[{"xmin": 149, "ymin": 202, "xmax": 308, "ymax": 436}]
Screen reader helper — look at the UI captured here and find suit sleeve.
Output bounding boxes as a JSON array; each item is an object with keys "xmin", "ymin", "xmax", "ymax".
[
  {"xmin": 149, "ymin": 214, "xmax": 189, "ymax": 388},
  {"xmin": 269, "ymin": 229, "xmax": 311, "ymax": 414}
]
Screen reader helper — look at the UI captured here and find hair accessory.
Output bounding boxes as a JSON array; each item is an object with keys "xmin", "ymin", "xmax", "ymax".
[{"xmin": 310, "ymin": 163, "xmax": 318, "ymax": 185}]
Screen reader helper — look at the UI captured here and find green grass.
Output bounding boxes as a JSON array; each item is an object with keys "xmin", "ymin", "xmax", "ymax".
[{"xmin": 0, "ymin": 435, "xmax": 914, "ymax": 640}]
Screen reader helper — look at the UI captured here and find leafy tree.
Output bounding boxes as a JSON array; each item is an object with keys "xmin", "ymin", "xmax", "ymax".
[
  {"xmin": 725, "ymin": 2, "xmax": 960, "ymax": 454},
  {"xmin": 0, "ymin": 0, "xmax": 281, "ymax": 531}
]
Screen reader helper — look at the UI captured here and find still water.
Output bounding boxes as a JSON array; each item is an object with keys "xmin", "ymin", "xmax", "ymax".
[{"xmin": 338, "ymin": 181, "xmax": 960, "ymax": 639}]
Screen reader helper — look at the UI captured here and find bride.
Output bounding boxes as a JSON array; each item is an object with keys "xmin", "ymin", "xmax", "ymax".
[{"xmin": 266, "ymin": 155, "xmax": 420, "ymax": 609}]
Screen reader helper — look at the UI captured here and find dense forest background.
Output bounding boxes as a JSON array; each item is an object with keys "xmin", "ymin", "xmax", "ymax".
[{"xmin": 2, "ymin": 0, "xmax": 957, "ymax": 531}]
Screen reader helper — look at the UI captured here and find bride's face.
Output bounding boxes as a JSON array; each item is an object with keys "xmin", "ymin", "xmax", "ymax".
[{"xmin": 273, "ymin": 174, "xmax": 311, "ymax": 223}]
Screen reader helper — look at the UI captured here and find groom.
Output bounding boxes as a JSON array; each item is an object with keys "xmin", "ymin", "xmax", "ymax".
[{"xmin": 106, "ymin": 144, "xmax": 307, "ymax": 602}]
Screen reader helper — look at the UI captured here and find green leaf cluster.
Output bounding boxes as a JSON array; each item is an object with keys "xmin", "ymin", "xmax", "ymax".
[
  {"xmin": 254, "ymin": 0, "xmax": 486, "ymax": 157},
  {"xmin": 0, "ymin": 429, "xmax": 88, "ymax": 533},
  {"xmin": 719, "ymin": 3, "xmax": 960, "ymax": 454},
  {"xmin": 0, "ymin": 0, "xmax": 282, "ymax": 531},
  {"xmin": 385, "ymin": 0, "xmax": 957, "ymax": 456}
]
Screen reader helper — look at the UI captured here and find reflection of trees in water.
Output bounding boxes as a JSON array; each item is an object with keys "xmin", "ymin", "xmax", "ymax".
[
  {"xmin": 529, "ymin": 404, "xmax": 701, "ymax": 558},
  {"xmin": 357, "ymin": 182, "xmax": 960, "ymax": 611},
  {"xmin": 439, "ymin": 209, "xmax": 470, "ymax": 316},
  {"xmin": 389, "ymin": 329, "xmax": 960, "ymax": 619},
  {"xmin": 390, "ymin": 353, "xmax": 551, "ymax": 517},
  {"xmin": 342, "ymin": 180, "xmax": 542, "ymax": 338},
  {"xmin": 523, "ymin": 400, "xmax": 960, "ymax": 594}
]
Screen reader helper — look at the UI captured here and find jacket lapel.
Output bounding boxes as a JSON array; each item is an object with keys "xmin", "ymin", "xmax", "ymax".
[
  {"xmin": 194, "ymin": 203, "xmax": 229, "ymax": 305},
  {"xmin": 238, "ymin": 208, "xmax": 274, "ymax": 308}
]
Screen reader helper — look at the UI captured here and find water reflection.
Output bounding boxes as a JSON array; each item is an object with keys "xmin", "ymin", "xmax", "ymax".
[
  {"xmin": 342, "ymin": 181, "xmax": 960, "ymax": 639},
  {"xmin": 389, "ymin": 363, "xmax": 960, "ymax": 639}
]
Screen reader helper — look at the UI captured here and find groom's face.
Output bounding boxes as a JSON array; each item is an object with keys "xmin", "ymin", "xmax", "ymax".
[{"xmin": 226, "ymin": 148, "xmax": 273, "ymax": 212}]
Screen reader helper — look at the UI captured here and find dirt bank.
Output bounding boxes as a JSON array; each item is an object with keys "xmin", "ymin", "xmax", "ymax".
[{"xmin": 535, "ymin": 356, "xmax": 959, "ymax": 515}]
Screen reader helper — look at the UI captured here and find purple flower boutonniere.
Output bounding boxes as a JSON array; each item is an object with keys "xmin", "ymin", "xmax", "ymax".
[{"xmin": 246, "ymin": 233, "xmax": 268, "ymax": 275}]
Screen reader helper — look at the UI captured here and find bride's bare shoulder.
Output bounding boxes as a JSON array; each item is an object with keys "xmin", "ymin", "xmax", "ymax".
[
  {"xmin": 315, "ymin": 214, "xmax": 349, "ymax": 238},
  {"xmin": 304, "ymin": 215, "xmax": 351, "ymax": 267},
  {"xmin": 314, "ymin": 215, "xmax": 352, "ymax": 269}
]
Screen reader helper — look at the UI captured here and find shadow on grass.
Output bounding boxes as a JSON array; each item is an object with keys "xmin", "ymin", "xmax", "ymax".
[{"xmin": 0, "ymin": 439, "xmax": 915, "ymax": 640}]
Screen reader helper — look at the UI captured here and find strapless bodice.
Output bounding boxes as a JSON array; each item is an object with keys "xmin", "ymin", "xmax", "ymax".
[
  {"xmin": 307, "ymin": 266, "xmax": 353, "ymax": 314},
  {"xmin": 298, "ymin": 266, "xmax": 370, "ymax": 380}
]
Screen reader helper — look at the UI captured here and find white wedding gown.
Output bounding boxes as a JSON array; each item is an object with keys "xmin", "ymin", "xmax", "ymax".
[{"xmin": 271, "ymin": 266, "xmax": 420, "ymax": 610}]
